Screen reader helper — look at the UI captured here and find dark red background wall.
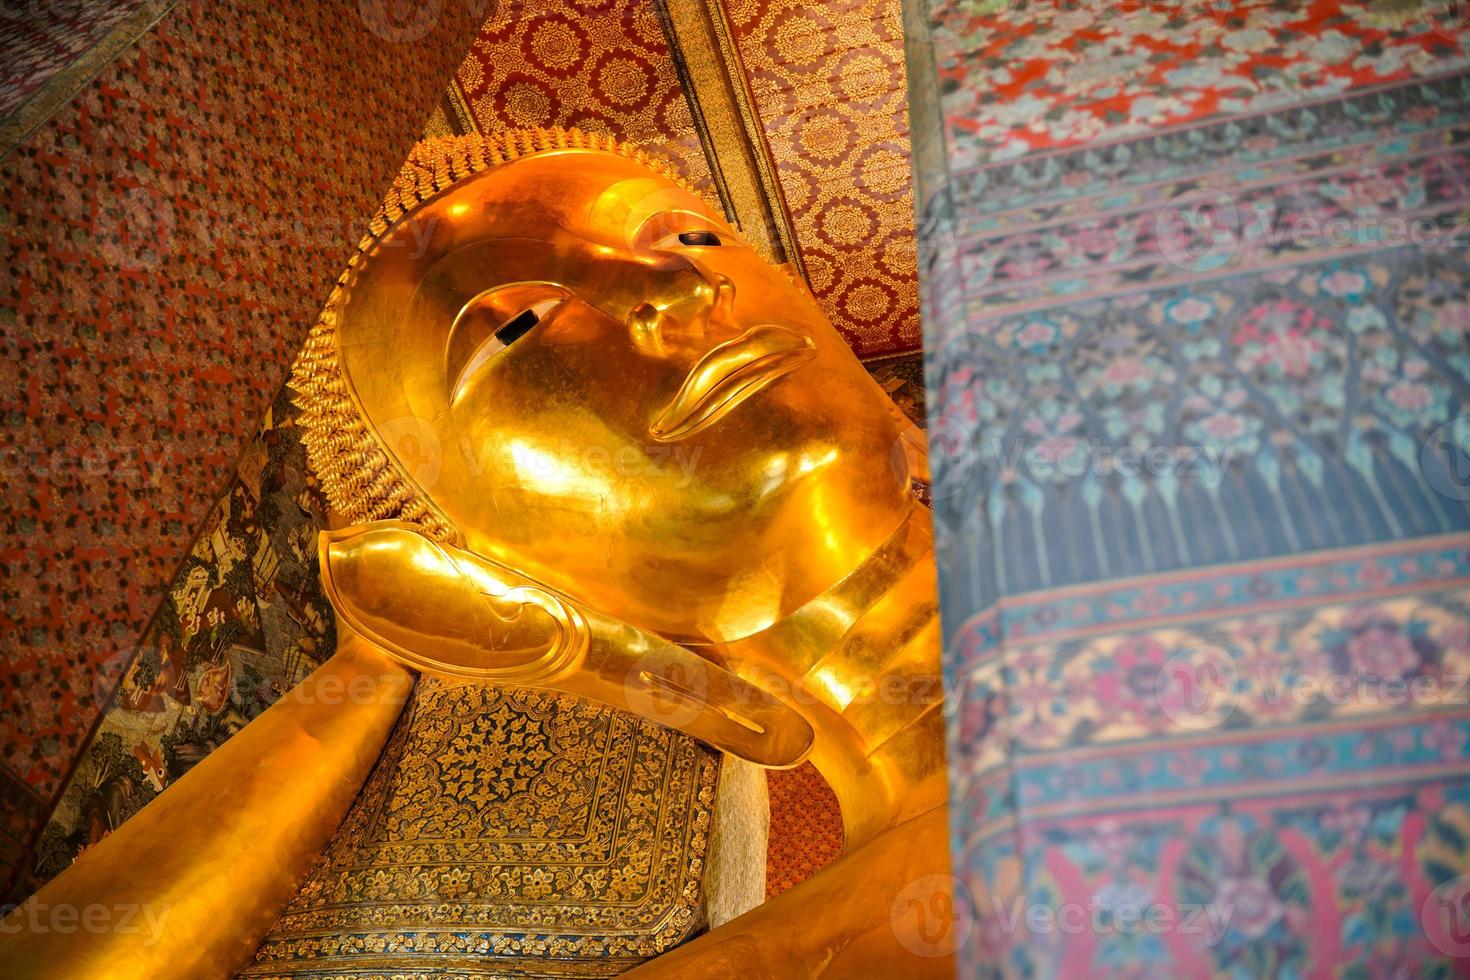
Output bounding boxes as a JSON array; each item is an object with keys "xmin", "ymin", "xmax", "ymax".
[{"xmin": 0, "ymin": 0, "xmax": 482, "ymax": 892}]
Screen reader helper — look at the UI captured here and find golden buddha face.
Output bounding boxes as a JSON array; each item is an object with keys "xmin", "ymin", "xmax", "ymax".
[{"xmin": 336, "ymin": 148, "xmax": 912, "ymax": 644}]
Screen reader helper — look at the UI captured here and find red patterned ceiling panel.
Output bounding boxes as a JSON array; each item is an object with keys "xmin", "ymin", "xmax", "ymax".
[
  {"xmin": 451, "ymin": 0, "xmax": 714, "ymax": 193},
  {"xmin": 729, "ymin": 0, "xmax": 922, "ymax": 358}
]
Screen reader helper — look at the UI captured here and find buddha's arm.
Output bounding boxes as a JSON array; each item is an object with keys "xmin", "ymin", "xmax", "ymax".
[
  {"xmin": 625, "ymin": 803, "xmax": 958, "ymax": 979},
  {"xmin": 316, "ymin": 521, "xmax": 816, "ymax": 767},
  {"xmin": 0, "ymin": 634, "xmax": 413, "ymax": 980}
]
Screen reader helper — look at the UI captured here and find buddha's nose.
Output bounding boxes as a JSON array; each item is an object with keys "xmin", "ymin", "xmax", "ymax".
[{"xmin": 627, "ymin": 270, "xmax": 740, "ymax": 356}]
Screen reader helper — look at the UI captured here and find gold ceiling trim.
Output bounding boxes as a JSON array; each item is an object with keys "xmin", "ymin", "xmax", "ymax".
[
  {"xmin": 899, "ymin": 0, "xmax": 949, "ymax": 237},
  {"xmin": 445, "ymin": 78, "xmax": 481, "ymax": 136},
  {"xmin": 653, "ymin": 0, "xmax": 807, "ymax": 277}
]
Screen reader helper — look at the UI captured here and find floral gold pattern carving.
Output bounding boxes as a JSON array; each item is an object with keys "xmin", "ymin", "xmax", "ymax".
[{"xmin": 237, "ymin": 679, "xmax": 719, "ymax": 978}]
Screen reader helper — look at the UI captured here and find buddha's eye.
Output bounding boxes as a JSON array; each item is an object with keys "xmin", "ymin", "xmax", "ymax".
[
  {"xmin": 651, "ymin": 228, "xmax": 725, "ymax": 250},
  {"xmin": 448, "ymin": 283, "xmax": 567, "ymax": 402},
  {"xmin": 638, "ymin": 209, "xmax": 735, "ymax": 251},
  {"xmin": 678, "ymin": 230, "xmax": 722, "ymax": 247},
  {"xmin": 493, "ymin": 303, "xmax": 550, "ymax": 346}
]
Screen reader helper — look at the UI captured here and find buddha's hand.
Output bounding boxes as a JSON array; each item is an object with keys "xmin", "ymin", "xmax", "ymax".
[
  {"xmin": 318, "ymin": 522, "xmax": 814, "ymax": 768},
  {"xmin": 318, "ymin": 521, "xmax": 587, "ymax": 683}
]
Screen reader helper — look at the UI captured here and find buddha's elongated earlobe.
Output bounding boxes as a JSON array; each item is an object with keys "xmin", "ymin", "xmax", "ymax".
[{"xmin": 319, "ymin": 522, "xmax": 816, "ymax": 768}]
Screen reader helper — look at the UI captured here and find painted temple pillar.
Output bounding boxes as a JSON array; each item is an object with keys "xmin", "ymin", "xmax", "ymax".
[{"xmin": 905, "ymin": 0, "xmax": 1470, "ymax": 974}]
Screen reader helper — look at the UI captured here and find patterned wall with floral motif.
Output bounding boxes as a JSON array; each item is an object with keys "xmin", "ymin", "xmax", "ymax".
[
  {"xmin": 928, "ymin": 0, "xmax": 1470, "ymax": 168},
  {"xmin": 0, "ymin": 0, "xmax": 155, "ymax": 120},
  {"xmin": 0, "ymin": 0, "xmax": 481, "ymax": 897},
  {"xmin": 20, "ymin": 389, "xmax": 335, "ymax": 903},
  {"xmin": 730, "ymin": 0, "xmax": 922, "ymax": 358},
  {"xmin": 433, "ymin": 0, "xmax": 714, "ymax": 191}
]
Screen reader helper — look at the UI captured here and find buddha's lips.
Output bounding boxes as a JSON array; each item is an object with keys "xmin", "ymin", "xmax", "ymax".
[{"xmin": 650, "ymin": 325, "xmax": 814, "ymax": 442}]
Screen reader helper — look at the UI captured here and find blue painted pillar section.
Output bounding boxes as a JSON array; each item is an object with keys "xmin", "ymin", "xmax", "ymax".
[{"xmin": 902, "ymin": 1, "xmax": 1470, "ymax": 974}]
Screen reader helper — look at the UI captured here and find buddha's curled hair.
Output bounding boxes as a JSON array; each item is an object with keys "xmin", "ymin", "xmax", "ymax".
[{"xmin": 289, "ymin": 128, "xmax": 698, "ymax": 544}]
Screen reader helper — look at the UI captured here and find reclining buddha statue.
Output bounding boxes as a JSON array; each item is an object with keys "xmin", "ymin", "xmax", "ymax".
[{"xmin": 0, "ymin": 129, "xmax": 955, "ymax": 978}]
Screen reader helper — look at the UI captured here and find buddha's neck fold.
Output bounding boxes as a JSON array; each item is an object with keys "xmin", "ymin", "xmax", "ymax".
[{"xmin": 709, "ymin": 502, "xmax": 949, "ymax": 845}]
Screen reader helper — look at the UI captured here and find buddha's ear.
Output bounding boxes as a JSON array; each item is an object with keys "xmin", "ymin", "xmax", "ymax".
[{"xmin": 318, "ymin": 522, "xmax": 814, "ymax": 768}]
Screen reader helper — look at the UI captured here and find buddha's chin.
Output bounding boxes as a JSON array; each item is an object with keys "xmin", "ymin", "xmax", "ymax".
[{"xmin": 629, "ymin": 490, "xmax": 912, "ymax": 635}]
